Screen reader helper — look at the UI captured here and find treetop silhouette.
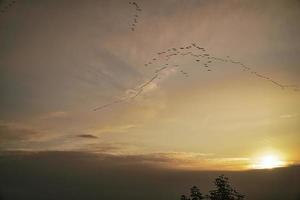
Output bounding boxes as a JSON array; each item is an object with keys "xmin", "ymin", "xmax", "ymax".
[{"xmin": 180, "ymin": 175, "xmax": 245, "ymax": 200}]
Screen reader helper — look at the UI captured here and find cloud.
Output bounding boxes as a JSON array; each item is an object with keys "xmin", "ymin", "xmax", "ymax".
[
  {"xmin": 279, "ymin": 113, "xmax": 298, "ymax": 119},
  {"xmin": 77, "ymin": 134, "xmax": 98, "ymax": 139},
  {"xmin": 121, "ymin": 152, "xmax": 250, "ymax": 170},
  {"xmin": 40, "ymin": 111, "xmax": 68, "ymax": 119},
  {"xmin": 0, "ymin": 121, "xmax": 39, "ymax": 143},
  {"xmin": 92, "ymin": 124, "xmax": 138, "ymax": 135},
  {"xmin": 37, "ymin": 149, "xmax": 249, "ymax": 171},
  {"xmin": 0, "ymin": 121, "xmax": 62, "ymax": 151}
]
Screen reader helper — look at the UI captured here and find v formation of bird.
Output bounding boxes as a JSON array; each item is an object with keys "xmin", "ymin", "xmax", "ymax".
[
  {"xmin": 93, "ymin": 1, "xmax": 299, "ymax": 111},
  {"xmin": 0, "ymin": 0, "xmax": 296, "ymax": 111},
  {"xmin": 128, "ymin": 1, "xmax": 141, "ymax": 31}
]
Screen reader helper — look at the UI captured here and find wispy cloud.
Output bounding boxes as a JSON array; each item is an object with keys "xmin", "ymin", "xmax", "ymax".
[
  {"xmin": 0, "ymin": 121, "xmax": 40, "ymax": 143},
  {"xmin": 279, "ymin": 113, "xmax": 298, "ymax": 119},
  {"xmin": 92, "ymin": 124, "xmax": 138, "ymax": 135},
  {"xmin": 40, "ymin": 111, "xmax": 68, "ymax": 119},
  {"xmin": 75, "ymin": 149, "xmax": 251, "ymax": 171},
  {"xmin": 0, "ymin": 120, "xmax": 66, "ymax": 150}
]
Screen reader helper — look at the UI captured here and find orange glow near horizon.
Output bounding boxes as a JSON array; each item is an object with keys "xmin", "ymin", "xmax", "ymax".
[{"xmin": 251, "ymin": 154, "xmax": 287, "ymax": 169}]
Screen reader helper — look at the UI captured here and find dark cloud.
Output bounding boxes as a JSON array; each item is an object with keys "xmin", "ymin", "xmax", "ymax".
[
  {"xmin": 77, "ymin": 134, "xmax": 98, "ymax": 139},
  {"xmin": 0, "ymin": 151, "xmax": 300, "ymax": 200}
]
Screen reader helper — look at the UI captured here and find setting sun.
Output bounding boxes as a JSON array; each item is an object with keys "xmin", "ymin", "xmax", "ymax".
[{"xmin": 252, "ymin": 154, "xmax": 287, "ymax": 169}]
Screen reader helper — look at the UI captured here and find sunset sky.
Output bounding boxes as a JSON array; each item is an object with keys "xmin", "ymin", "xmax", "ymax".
[{"xmin": 1, "ymin": 0, "xmax": 300, "ymax": 171}]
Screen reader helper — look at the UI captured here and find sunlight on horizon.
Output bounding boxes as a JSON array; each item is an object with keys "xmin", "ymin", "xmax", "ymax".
[{"xmin": 251, "ymin": 154, "xmax": 287, "ymax": 169}]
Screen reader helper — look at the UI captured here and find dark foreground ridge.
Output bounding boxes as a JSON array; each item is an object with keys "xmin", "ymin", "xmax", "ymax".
[{"xmin": 0, "ymin": 151, "xmax": 300, "ymax": 200}]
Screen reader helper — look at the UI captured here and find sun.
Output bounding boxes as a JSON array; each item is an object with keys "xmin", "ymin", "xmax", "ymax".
[{"xmin": 252, "ymin": 154, "xmax": 287, "ymax": 169}]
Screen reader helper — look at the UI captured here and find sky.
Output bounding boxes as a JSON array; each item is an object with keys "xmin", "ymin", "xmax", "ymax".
[{"xmin": 1, "ymin": 0, "xmax": 300, "ymax": 170}]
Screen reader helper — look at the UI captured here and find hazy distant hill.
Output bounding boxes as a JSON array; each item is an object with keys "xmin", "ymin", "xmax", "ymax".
[{"xmin": 0, "ymin": 151, "xmax": 299, "ymax": 200}]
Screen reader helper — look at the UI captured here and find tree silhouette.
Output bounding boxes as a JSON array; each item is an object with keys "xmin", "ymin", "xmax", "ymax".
[
  {"xmin": 181, "ymin": 186, "xmax": 205, "ymax": 200},
  {"xmin": 191, "ymin": 186, "xmax": 205, "ymax": 200},
  {"xmin": 181, "ymin": 194, "xmax": 188, "ymax": 200},
  {"xmin": 180, "ymin": 175, "xmax": 245, "ymax": 200},
  {"xmin": 209, "ymin": 175, "xmax": 244, "ymax": 200}
]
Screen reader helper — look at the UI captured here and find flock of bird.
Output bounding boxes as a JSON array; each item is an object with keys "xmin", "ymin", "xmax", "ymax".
[
  {"xmin": 93, "ymin": 41, "xmax": 299, "ymax": 111},
  {"xmin": 93, "ymin": 1, "xmax": 299, "ymax": 111},
  {"xmin": 128, "ymin": 1, "xmax": 141, "ymax": 31},
  {"xmin": 0, "ymin": 0, "xmax": 16, "ymax": 15},
  {"xmin": 144, "ymin": 43, "xmax": 299, "ymax": 89},
  {"xmin": 1, "ymin": 0, "xmax": 296, "ymax": 111}
]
